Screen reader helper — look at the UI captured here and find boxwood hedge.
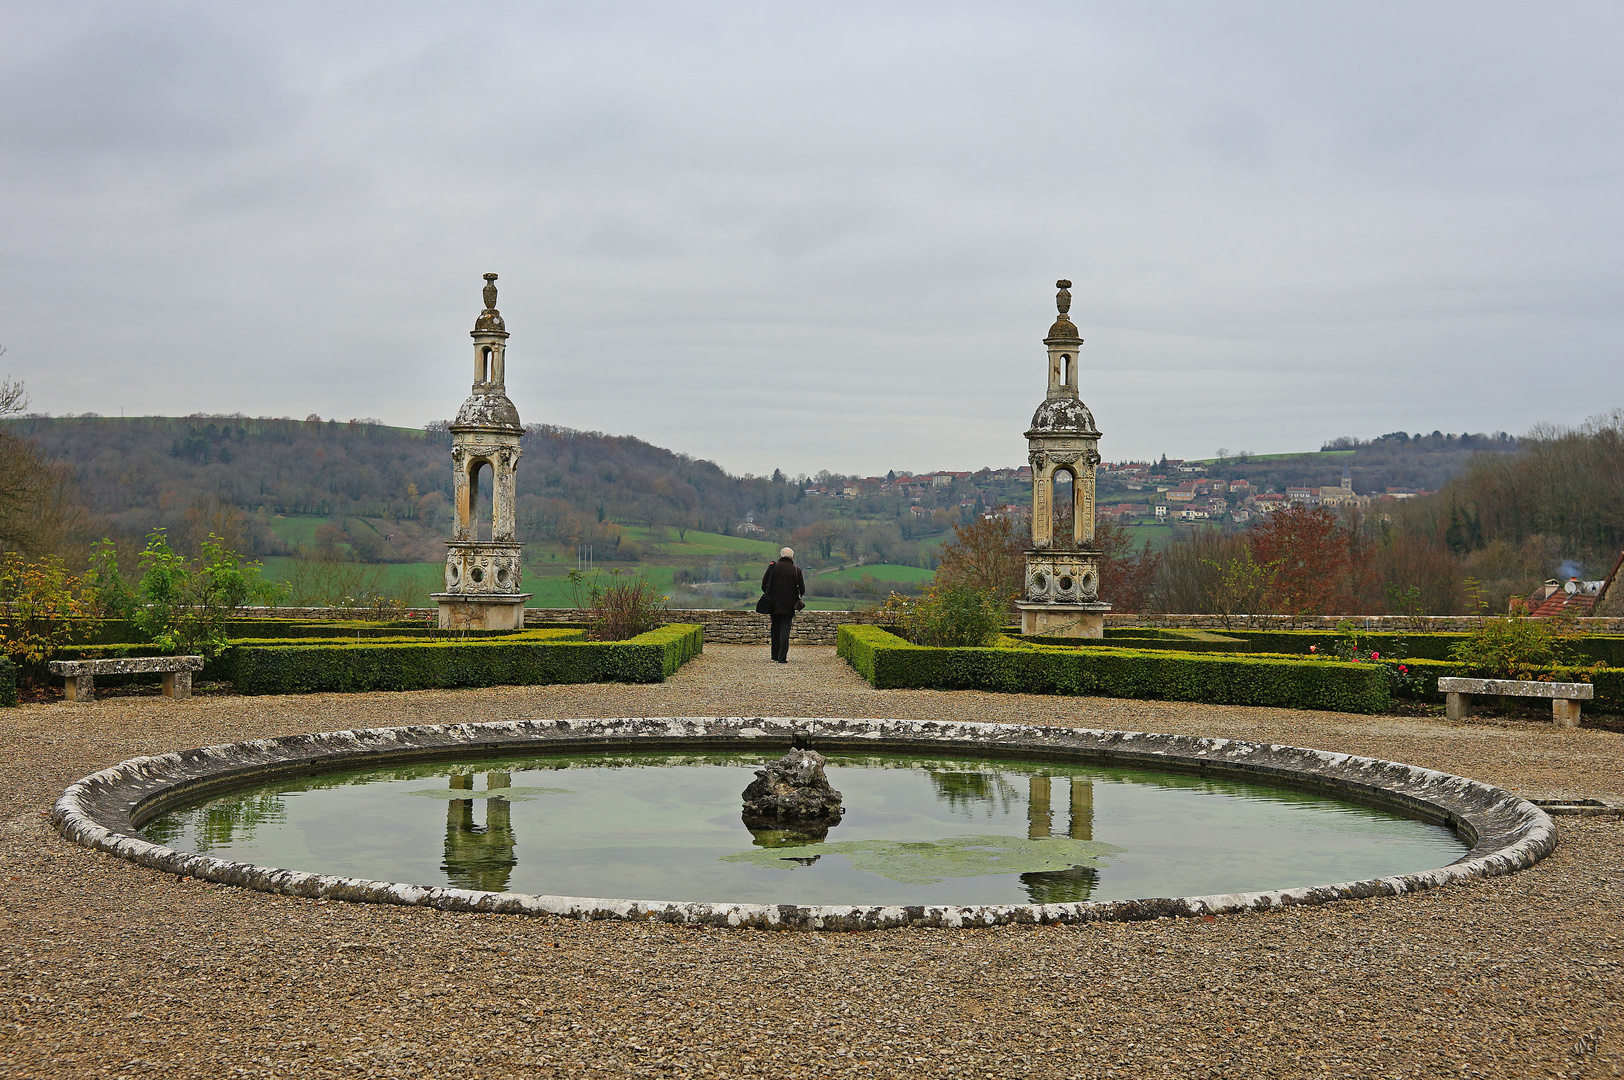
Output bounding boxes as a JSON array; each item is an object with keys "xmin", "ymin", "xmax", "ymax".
[
  {"xmin": 838, "ymin": 626, "xmax": 1391, "ymax": 713},
  {"xmin": 230, "ymin": 623, "xmax": 702, "ymax": 695},
  {"xmin": 0, "ymin": 656, "xmax": 15, "ymax": 707}
]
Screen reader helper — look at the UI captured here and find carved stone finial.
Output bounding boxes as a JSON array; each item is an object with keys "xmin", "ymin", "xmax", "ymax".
[
  {"xmin": 474, "ymin": 273, "xmax": 507, "ymax": 335},
  {"xmin": 1056, "ymin": 279, "xmax": 1072, "ymax": 316}
]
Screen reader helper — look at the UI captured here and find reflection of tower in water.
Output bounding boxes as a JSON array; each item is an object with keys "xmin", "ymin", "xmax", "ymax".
[
  {"xmin": 442, "ymin": 773, "xmax": 518, "ymax": 892},
  {"xmin": 1021, "ymin": 776, "xmax": 1100, "ymax": 903}
]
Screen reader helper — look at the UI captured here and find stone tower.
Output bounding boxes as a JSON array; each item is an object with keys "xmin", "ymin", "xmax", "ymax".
[
  {"xmin": 1016, "ymin": 279, "xmax": 1111, "ymax": 638},
  {"xmin": 432, "ymin": 273, "xmax": 532, "ymax": 630}
]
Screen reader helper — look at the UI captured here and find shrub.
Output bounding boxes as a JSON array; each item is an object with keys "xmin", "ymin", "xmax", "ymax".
[
  {"xmin": 84, "ymin": 538, "xmax": 137, "ymax": 620},
  {"xmin": 0, "ymin": 552, "xmax": 93, "ymax": 678},
  {"xmin": 881, "ymin": 585, "xmax": 1005, "ymax": 647},
  {"xmin": 838, "ymin": 626, "xmax": 1391, "ymax": 713},
  {"xmin": 130, "ymin": 530, "xmax": 283, "ymax": 658},
  {"xmin": 229, "ymin": 624, "xmax": 701, "ymax": 695},
  {"xmin": 1446, "ymin": 614, "xmax": 1593, "ymax": 681},
  {"xmin": 569, "ymin": 569, "xmax": 667, "ymax": 640},
  {"xmin": 0, "ymin": 656, "xmax": 16, "ymax": 706}
]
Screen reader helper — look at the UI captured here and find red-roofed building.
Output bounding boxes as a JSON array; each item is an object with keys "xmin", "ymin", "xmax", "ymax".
[{"xmin": 1515, "ymin": 552, "xmax": 1623, "ymax": 617}]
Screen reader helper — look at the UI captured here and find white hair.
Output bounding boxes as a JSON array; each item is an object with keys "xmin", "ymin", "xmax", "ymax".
[{"xmin": 780, "ymin": 547, "xmax": 794, "ymax": 558}]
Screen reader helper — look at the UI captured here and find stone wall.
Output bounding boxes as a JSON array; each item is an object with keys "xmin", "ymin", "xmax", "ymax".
[
  {"xmin": 225, "ymin": 608, "xmax": 1624, "ymax": 641},
  {"xmin": 1106, "ymin": 613, "xmax": 1624, "ymax": 634},
  {"xmin": 521, "ymin": 608, "xmax": 893, "ymax": 645},
  {"xmin": 227, "ymin": 607, "xmax": 892, "ymax": 645}
]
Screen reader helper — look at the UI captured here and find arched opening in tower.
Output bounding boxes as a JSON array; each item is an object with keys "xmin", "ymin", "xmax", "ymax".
[
  {"xmin": 480, "ymin": 346, "xmax": 493, "ymax": 384},
  {"xmin": 1051, "ymin": 468, "xmax": 1075, "ymax": 544},
  {"xmin": 471, "ymin": 461, "xmax": 494, "ymax": 541}
]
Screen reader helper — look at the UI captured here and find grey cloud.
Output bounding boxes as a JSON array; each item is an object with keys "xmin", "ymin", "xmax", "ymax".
[{"xmin": 0, "ymin": 1, "xmax": 1620, "ymax": 474}]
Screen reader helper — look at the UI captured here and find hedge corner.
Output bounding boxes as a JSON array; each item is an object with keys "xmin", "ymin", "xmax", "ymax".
[{"xmin": 837, "ymin": 624, "xmax": 1390, "ymax": 713}]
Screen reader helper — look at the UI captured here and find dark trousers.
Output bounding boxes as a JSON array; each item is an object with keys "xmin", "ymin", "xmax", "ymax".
[{"xmin": 770, "ymin": 613, "xmax": 795, "ymax": 661}]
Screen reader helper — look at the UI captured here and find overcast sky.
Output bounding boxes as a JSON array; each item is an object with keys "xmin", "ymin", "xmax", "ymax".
[{"xmin": 2, "ymin": 3, "xmax": 1620, "ymax": 476}]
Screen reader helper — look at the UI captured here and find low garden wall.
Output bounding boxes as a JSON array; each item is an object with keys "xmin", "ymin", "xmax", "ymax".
[
  {"xmin": 214, "ymin": 607, "xmax": 893, "ymax": 646},
  {"xmin": 211, "ymin": 608, "xmax": 1624, "ymax": 644},
  {"xmin": 1111, "ymin": 613, "xmax": 1624, "ymax": 633}
]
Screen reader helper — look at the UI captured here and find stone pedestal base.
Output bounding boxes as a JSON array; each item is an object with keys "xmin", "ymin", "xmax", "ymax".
[
  {"xmin": 432, "ymin": 593, "xmax": 532, "ymax": 630},
  {"xmin": 64, "ymin": 675, "xmax": 94, "ymax": 703},
  {"xmin": 162, "ymin": 671, "xmax": 192, "ymax": 699},
  {"xmin": 1017, "ymin": 603, "xmax": 1109, "ymax": 638}
]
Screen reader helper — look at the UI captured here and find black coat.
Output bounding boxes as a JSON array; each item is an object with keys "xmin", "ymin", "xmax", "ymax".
[{"xmin": 761, "ymin": 558, "xmax": 805, "ymax": 616}]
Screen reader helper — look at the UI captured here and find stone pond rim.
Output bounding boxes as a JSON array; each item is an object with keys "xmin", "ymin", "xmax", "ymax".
[{"xmin": 51, "ymin": 717, "xmax": 1557, "ymax": 931}]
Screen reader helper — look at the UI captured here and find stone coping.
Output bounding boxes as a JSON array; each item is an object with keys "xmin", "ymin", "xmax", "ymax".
[
  {"xmin": 1437, "ymin": 677, "xmax": 1594, "ymax": 699},
  {"xmin": 52, "ymin": 717, "xmax": 1557, "ymax": 931},
  {"xmin": 47, "ymin": 656, "xmax": 205, "ymax": 676}
]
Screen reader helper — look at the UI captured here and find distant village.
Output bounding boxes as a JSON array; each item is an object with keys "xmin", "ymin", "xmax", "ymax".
[{"xmin": 786, "ymin": 457, "xmax": 1431, "ymax": 530}]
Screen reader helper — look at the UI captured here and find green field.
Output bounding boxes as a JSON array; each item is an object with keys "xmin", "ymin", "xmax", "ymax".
[
  {"xmin": 616, "ymin": 525, "xmax": 782, "ymax": 560},
  {"xmin": 1118, "ymin": 524, "xmax": 1178, "ymax": 551},
  {"xmin": 1187, "ymin": 449, "xmax": 1355, "ymax": 465},
  {"xmin": 810, "ymin": 563, "xmax": 935, "ymax": 584},
  {"xmin": 258, "ymin": 557, "xmax": 443, "ymax": 607},
  {"xmin": 255, "ymin": 523, "xmax": 909, "ymax": 611},
  {"xmin": 264, "ymin": 515, "xmax": 333, "ymax": 549}
]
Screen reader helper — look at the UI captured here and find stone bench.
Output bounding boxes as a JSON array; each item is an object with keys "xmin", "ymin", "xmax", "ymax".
[
  {"xmin": 47, "ymin": 656, "xmax": 206, "ymax": 703},
  {"xmin": 1436, "ymin": 676, "xmax": 1594, "ymax": 728}
]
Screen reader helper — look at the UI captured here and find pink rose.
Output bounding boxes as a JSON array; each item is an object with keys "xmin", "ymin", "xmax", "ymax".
[
  {"xmin": 1309, "ymin": 645, "xmax": 1317, "ymax": 653},
  {"xmin": 1371, "ymin": 652, "xmax": 1380, "ymax": 660}
]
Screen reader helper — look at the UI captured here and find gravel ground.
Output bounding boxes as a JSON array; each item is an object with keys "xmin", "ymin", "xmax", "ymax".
[{"xmin": 3, "ymin": 644, "xmax": 1621, "ymax": 1079}]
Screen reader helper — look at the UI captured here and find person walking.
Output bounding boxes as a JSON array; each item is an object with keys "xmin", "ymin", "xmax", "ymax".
[{"xmin": 761, "ymin": 547, "xmax": 805, "ymax": 663}]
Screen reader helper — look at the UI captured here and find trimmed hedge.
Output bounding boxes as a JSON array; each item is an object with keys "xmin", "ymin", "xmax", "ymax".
[
  {"xmin": 1021, "ymin": 630, "xmax": 1250, "ymax": 653},
  {"xmin": 838, "ymin": 626, "xmax": 1391, "ymax": 713},
  {"xmin": 0, "ymin": 656, "xmax": 15, "ymax": 707},
  {"xmin": 231, "ymin": 623, "xmax": 703, "ymax": 695}
]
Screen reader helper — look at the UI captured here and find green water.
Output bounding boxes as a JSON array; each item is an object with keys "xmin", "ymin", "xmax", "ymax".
[{"xmin": 141, "ymin": 752, "xmax": 1466, "ymax": 907}]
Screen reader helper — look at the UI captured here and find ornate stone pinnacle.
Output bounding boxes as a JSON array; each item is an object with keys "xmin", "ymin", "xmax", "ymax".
[
  {"xmin": 1056, "ymin": 279, "xmax": 1072, "ymax": 317},
  {"xmin": 482, "ymin": 273, "xmax": 499, "ymax": 311}
]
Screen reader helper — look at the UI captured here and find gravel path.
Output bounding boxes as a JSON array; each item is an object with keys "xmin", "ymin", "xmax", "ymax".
[{"xmin": 3, "ymin": 645, "xmax": 1621, "ymax": 1078}]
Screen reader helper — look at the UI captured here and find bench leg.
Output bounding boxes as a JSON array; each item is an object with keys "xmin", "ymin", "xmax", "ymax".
[
  {"xmin": 1445, "ymin": 692, "xmax": 1470, "ymax": 721},
  {"xmin": 63, "ymin": 675, "xmax": 94, "ymax": 703},
  {"xmin": 162, "ymin": 670, "xmax": 193, "ymax": 700},
  {"xmin": 1553, "ymin": 698, "xmax": 1581, "ymax": 728}
]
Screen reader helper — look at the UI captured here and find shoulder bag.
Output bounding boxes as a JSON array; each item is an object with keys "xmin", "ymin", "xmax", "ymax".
[{"xmin": 756, "ymin": 564, "xmax": 775, "ymax": 614}]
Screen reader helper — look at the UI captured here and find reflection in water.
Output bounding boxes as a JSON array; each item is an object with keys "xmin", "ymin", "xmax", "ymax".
[
  {"xmin": 1070, "ymin": 778, "xmax": 1093, "ymax": 841},
  {"xmin": 747, "ymin": 824, "xmax": 836, "ymax": 847},
  {"xmin": 141, "ymin": 793, "xmax": 286, "ymax": 853},
  {"xmin": 1028, "ymin": 776, "xmax": 1052, "ymax": 838},
  {"xmin": 1019, "ymin": 777, "xmax": 1097, "ymax": 901},
  {"xmin": 442, "ymin": 773, "xmax": 518, "ymax": 892},
  {"xmin": 927, "ymin": 770, "xmax": 1018, "ymax": 815},
  {"xmin": 1020, "ymin": 865, "xmax": 1100, "ymax": 903}
]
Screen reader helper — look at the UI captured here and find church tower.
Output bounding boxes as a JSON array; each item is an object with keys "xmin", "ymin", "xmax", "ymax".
[
  {"xmin": 432, "ymin": 273, "xmax": 532, "ymax": 629},
  {"xmin": 1016, "ymin": 279, "xmax": 1111, "ymax": 637}
]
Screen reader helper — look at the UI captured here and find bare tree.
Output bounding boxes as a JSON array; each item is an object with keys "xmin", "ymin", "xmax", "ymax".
[{"xmin": 0, "ymin": 347, "xmax": 27, "ymax": 417}]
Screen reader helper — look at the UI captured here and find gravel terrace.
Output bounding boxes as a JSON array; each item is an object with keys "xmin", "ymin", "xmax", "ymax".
[{"xmin": 3, "ymin": 644, "xmax": 1621, "ymax": 1079}]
